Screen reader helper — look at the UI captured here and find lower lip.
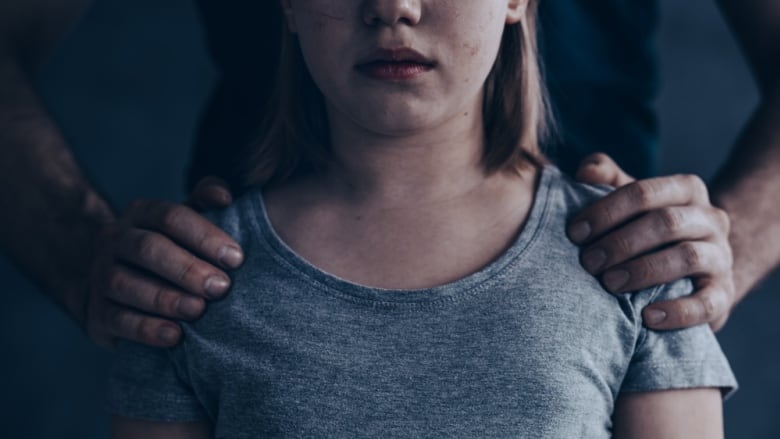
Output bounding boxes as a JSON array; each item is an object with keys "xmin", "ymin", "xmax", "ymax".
[{"xmin": 355, "ymin": 61, "xmax": 434, "ymax": 80}]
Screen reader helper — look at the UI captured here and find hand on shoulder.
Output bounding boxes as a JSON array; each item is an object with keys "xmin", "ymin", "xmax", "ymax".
[
  {"xmin": 568, "ymin": 153, "xmax": 735, "ymax": 331},
  {"xmin": 85, "ymin": 177, "xmax": 244, "ymax": 348}
]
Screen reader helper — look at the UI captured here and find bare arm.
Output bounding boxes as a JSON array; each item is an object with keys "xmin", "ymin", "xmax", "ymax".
[
  {"xmin": 112, "ymin": 417, "xmax": 212, "ymax": 439},
  {"xmin": 613, "ymin": 388, "xmax": 723, "ymax": 439},
  {"xmin": 0, "ymin": 0, "xmax": 108, "ymax": 325},
  {"xmin": 0, "ymin": 0, "xmax": 242, "ymax": 347},
  {"xmin": 711, "ymin": 0, "xmax": 780, "ymax": 304},
  {"xmin": 569, "ymin": 1, "xmax": 780, "ymax": 330}
]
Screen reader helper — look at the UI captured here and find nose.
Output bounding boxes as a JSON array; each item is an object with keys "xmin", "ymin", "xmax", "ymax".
[{"xmin": 362, "ymin": 0, "xmax": 422, "ymax": 27}]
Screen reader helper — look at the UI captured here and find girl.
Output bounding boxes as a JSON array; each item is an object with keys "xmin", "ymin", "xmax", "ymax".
[{"xmin": 109, "ymin": 0, "xmax": 735, "ymax": 437}]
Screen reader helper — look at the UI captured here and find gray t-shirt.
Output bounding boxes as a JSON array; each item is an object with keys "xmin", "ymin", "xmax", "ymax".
[{"xmin": 108, "ymin": 166, "xmax": 736, "ymax": 438}]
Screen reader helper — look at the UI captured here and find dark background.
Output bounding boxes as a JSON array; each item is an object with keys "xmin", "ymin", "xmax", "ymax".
[{"xmin": 1, "ymin": 0, "xmax": 778, "ymax": 437}]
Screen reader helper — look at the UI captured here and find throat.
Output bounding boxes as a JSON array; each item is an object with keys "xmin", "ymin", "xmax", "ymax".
[{"xmin": 264, "ymin": 168, "xmax": 539, "ymax": 290}]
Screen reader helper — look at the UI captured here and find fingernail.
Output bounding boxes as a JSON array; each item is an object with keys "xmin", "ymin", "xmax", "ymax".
[
  {"xmin": 204, "ymin": 275, "xmax": 230, "ymax": 298},
  {"xmin": 581, "ymin": 248, "xmax": 606, "ymax": 273},
  {"xmin": 218, "ymin": 246, "xmax": 244, "ymax": 269},
  {"xmin": 645, "ymin": 309, "xmax": 667, "ymax": 325},
  {"xmin": 603, "ymin": 269, "xmax": 630, "ymax": 291},
  {"xmin": 158, "ymin": 326, "xmax": 180, "ymax": 344},
  {"xmin": 569, "ymin": 221, "xmax": 591, "ymax": 243},
  {"xmin": 177, "ymin": 297, "xmax": 204, "ymax": 319}
]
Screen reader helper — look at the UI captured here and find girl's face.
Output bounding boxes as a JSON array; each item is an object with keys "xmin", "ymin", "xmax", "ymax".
[{"xmin": 282, "ymin": 0, "xmax": 526, "ymax": 136}]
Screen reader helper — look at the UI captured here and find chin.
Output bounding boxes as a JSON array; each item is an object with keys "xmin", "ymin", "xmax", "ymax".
[
  {"xmin": 347, "ymin": 96, "xmax": 439, "ymax": 133},
  {"xmin": 353, "ymin": 111, "xmax": 438, "ymax": 137}
]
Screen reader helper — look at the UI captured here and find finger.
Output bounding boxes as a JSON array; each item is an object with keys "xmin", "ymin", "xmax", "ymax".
[
  {"xmin": 104, "ymin": 264, "xmax": 206, "ymax": 320},
  {"xmin": 187, "ymin": 176, "xmax": 233, "ymax": 211},
  {"xmin": 574, "ymin": 153, "xmax": 635, "ymax": 187},
  {"xmin": 597, "ymin": 241, "xmax": 731, "ymax": 293},
  {"xmin": 567, "ymin": 174, "xmax": 711, "ymax": 245},
  {"xmin": 125, "ymin": 200, "xmax": 244, "ymax": 269},
  {"xmin": 113, "ymin": 227, "xmax": 231, "ymax": 299},
  {"xmin": 642, "ymin": 279, "xmax": 732, "ymax": 330},
  {"xmin": 104, "ymin": 301, "xmax": 183, "ymax": 347},
  {"xmin": 579, "ymin": 205, "xmax": 727, "ymax": 276},
  {"xmin": 709, "ymin": 312, "xmax": 730, "ymax": 333}
]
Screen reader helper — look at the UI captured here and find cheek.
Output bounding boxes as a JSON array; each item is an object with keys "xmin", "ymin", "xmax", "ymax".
[{"xmin": 440, "ymin": 8, "xmax": 507, "ymax": 79}]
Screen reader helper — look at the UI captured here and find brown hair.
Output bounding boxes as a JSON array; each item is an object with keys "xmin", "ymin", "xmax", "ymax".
[{"xmin": 243, "ymin": 1, "xmax": 550, "ymax": 187}]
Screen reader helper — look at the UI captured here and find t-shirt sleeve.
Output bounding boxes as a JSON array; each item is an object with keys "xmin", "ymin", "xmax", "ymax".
[
  {"xmin": 107, "ymin": 340, "xmax": 208, "ymax": 422},
  {"xmin": 621, "ymin": 279, "xmax": 737, "ymax": 399}
]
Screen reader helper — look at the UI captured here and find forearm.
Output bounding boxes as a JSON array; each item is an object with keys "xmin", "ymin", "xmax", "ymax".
[
  {"xmin": 0, "ymin": 48, "xmax": 114, "ymax": 325},
  {"xmin": 710, "ymin": 84, "xmax": 780, "ymax": 302}
]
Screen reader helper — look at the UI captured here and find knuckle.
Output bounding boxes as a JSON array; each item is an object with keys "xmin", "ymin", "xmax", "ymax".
[
  {"xmin": 683, "ymin": 174, "xmax": 708, "ymax": 198},
  {"xmin": 627, "ymin": 181, "xmax": 654, "ymax": 209},
  {"xmin": 657, "ymin": 207, "xmax": 685, "ymax": 234},
  {"xmin": 713, "ymin": 207, "xmax": 731, "ymax": 233},
  {"xmin": 194, "ymin": 230, "xmax": 214, "ymax": 255},
  {"xmin": 590, "ymin": 152, "xmax": 610, "ymax": 165},
  {"xmin": 630, "ymin": 256, "xmax": 659, "ymax": 284},
  {"xmin": 135, "ymin": 233, "xmax": 159, "ymax": 261},
  {"xmin": 153, "ymin": 288, "xmax": 178, "ymax": 315},
  {"xmin": 675, "ymin": 301, "xmax": 697, "ymax": 327},
  {"xmin": 135, "ymin": 317, "xmax": 154, "ymax": 343},
  {"xmin": 152, "ymin": 287, "xmax": 166, "ymax": 313},
  {"xmin": 678, "ymin": 242, "xmax": 703, "ymax": 273},
  {"xmin": 698, "ymin": 295, "xmax": 716, "ymax": 321},
  {"xmin": 177, "ymin": 259, "xmax": 198, "ymax": 284},
  {"xmin": 161, "ymin": 205, "xmax": 190, "ymax": 232},
  {"xmin": 609, "ymin": 235, "xmax": 634, "ymax": 259}
]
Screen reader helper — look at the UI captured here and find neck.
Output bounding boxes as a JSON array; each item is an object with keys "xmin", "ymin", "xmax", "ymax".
[{"xmin": 323, "ymin": 99, "xmax": 494, "ymax": 208}]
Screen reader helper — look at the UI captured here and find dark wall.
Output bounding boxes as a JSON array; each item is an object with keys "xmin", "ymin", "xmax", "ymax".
[
  {"xmin": 658, "ymin": 2, "xmax": 780, "ymax": 436},
  {"xmin": 0, "ymin": 0, "xmax": 777, "ymax": 437}
]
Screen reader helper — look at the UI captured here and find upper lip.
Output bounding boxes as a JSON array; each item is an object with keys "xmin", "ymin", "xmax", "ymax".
[{"xmin": 356, "ymin": 47, "xmax": 436, "ymax": 66}]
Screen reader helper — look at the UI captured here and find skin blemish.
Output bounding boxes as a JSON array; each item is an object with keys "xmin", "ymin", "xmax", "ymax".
[{"xmin": 462, "ymin": 42, "xmax": 479, "ymax": 57}]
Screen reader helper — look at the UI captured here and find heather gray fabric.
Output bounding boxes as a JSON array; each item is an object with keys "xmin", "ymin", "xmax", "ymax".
[{"xmin": 108, "ymin": 166, "xmax": 736, "ymax": 438}]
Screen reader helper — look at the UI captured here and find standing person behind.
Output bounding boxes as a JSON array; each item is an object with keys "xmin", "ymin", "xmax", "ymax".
[
  {"xmin": 109, "ymin": 1, "xmax": 735, "ymax": 437},
  {"xmin": 0, "ymin": 1, "xmax": 775, "ymax": 351}
]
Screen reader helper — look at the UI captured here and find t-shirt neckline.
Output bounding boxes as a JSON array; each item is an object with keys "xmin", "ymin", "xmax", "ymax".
[{"xmin": 248, "ymin": 166, "xmax": 556, "ymax": 306}]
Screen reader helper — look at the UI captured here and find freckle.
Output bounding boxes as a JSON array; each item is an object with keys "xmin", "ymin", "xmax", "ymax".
[{"xmin": 462, "ymin": 42, "xmax": 479, "ymax": 57}]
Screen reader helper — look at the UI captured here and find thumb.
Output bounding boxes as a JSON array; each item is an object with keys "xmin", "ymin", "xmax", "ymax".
[
  {"xmin": 575, "ymin": 153, "xmax": 635, "ymax": 188},
  {"xmin": 187, "ymin": 176, "xmax": 234, "ymax": 211}
]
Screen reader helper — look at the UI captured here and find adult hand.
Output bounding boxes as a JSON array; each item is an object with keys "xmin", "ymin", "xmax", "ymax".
[
  {"xmin": 85, "ymin": 177, "xmax": 243, "ymax": 348},
  {"xmin": 568, "ymin": 153, "xmax": 734, "ymax": 331}
]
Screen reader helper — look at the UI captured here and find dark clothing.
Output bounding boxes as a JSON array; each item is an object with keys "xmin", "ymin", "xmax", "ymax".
[
  {"xmin": 539, "ymin": 1, "xmax": 660, "ymax": 179},
  {"xmin": 189, "ymin": 1, "xmax": 659, "ymax": 190}
]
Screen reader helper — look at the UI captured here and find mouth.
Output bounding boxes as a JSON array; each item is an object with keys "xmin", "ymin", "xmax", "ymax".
[{"xmin": 355, "ymin": 47, "xmax": 437, "ymax": 80}]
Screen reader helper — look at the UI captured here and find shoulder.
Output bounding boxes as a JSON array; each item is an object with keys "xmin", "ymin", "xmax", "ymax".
[
  {"xmin": 201, "ymin": 186, "xmax": 265, "ymax": 247},
  {"xmin": 541, "ymin": 165, "xmax": 615, "ymax": 219},
  {"xmin": 527, "ymin": 166, "xmax": 615, "ymax": 268}
]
